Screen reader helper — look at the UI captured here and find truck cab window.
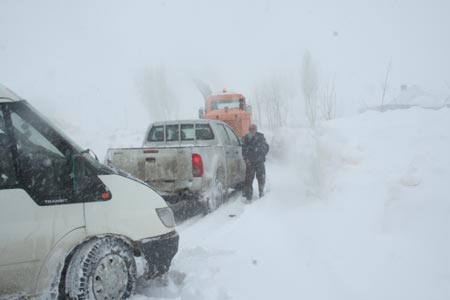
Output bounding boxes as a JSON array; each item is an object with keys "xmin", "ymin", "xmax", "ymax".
[
  {"xmin": 216, "ymin": 124, "xmax": 231, "ymax": 145},
  {"xmin": 0, "ymin": 111, "xmax": 17, "ymax": 189},
  {"xmin": 211, "ymin": 100, "xmax": 240, "ymax": 110},
  {"xmin": 10, "ymin": 111, "xmax": 72, "ymax": 202},
  {"xmin": 166, "ymin": 125, "xmax": 179, "ymax": 141},
  {"xmin": 225, "ymin": 126, "xmax": 240, "ymax": 146},
  {"xmin": 148, "ymin": 126, "xmax": 164, "ymax": 142},
  {"xmin": 181, "ymin": 124, "xmax": 194, "ymax": 141},
  {"xmin": 195, "ymin": 124, "xmax": 214, "ymax": 140}
]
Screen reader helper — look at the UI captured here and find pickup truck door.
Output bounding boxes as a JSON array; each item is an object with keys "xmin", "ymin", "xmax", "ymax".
[
  {"xmin": 215, "ymin": 124, "xmax": 235, "ymax": 188},
  {"xmin": 224, "ymin": 125, "xmax": 245, "ymax": 186}
]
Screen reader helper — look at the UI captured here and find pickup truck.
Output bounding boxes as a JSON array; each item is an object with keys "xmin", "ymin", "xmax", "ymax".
[{"xmin": 106, "ymin": 119, "xmax": 246, "ymax": 212}]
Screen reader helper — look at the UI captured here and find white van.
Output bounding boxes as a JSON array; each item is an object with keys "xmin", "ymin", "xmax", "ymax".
[{"xmin": 0, "ymin": 85, "xmax": 179, "ymax": 300}]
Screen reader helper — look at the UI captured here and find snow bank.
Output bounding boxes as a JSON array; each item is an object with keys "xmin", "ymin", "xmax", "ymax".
[
  {"xmin": 131, "ymin": 107, "xmax": 450, "ymax": 300},
  {"xmin": 312, "ymin": 107, "xmax": 450, "ymax": 299}
]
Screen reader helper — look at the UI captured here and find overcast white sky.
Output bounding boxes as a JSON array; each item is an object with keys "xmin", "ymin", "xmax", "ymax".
[{"xmin": 1, "ymin": 0, "xmax": 449, "ymax": 130}]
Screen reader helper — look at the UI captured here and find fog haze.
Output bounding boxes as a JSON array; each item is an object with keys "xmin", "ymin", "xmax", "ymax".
[{"xmin": 1, "ymin": 0, "xmax": 449, "ymax": 130}]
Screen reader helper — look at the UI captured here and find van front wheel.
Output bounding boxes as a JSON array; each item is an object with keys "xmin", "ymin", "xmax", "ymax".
[{"xmin": 64, "ymin": 237, "xmax": 137, "ymax": 300}]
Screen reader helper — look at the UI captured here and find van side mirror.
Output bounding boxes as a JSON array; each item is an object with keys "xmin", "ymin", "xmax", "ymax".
[{"xmin": 80, "ymin": 148, "xmax": 99, "ymax": 161}]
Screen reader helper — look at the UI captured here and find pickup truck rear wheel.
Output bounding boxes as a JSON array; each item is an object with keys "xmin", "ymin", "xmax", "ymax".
[
  {"xmin": 205, "ymin": 173, "xmax": 226, "ymax": 213},
  {"xmin": 64, "ymin": 237, "xmax": 137, "ymax": 300}
]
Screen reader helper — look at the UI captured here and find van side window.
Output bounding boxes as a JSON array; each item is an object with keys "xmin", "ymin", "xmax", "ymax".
[
  {"xmin": 148, "ymin": 126, "xmax": 164, "ymax": 142},
  {"xmin": 0, "ymin": 111, "xmax": 17, "ymax": 189},
  {"xmin": 195, "ymin": 124, "xmax": 214, "ymax": 140},
  {"xmin": 181, "ymin": 124, "xmax": 194, "ymax": 141},
  {"xmin": 166, "ymin": 125, "xmax": 179, "ymax": 141},
  {"xmin": 224, "ymin": 125, "xmax": 240, "ymax": 146},
  {"xmin": 10, "ymin": 111, "xmax": 72, "ymax": 202}
]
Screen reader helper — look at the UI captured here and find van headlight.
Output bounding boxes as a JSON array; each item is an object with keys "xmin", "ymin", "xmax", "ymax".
[{"xmin": 156, "ymin": 207, "xmax": 176, "ymax": 228}]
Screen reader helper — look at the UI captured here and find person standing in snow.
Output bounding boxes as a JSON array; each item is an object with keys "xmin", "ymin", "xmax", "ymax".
[{"xmin": 242, "ymin": 124, "xmax": 269, "ymax": 200}]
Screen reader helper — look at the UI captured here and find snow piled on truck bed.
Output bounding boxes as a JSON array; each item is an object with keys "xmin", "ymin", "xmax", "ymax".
[{"xmin": 132, "ymin": 107, "xmax": 450, "ymax": 300}]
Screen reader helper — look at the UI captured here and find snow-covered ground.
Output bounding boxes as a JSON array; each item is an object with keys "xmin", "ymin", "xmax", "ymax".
[
  {"xmin": 2, "ymin": 1, "xmax": 450, "ymax": 299},
  {"xmin": 78, "ymin": 107, "xmax": 450, "ymax": 300}
]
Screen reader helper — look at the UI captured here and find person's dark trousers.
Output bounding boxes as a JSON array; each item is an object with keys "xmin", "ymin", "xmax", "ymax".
[{"xmin": 243, "ymin": 161, "xmax": 266, "ymax": 200}]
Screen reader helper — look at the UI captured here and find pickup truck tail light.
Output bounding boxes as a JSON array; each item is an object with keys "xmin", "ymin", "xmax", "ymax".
[{"xmin": 192, "ymin": 153, "xmax": 204, "ymax": 177}]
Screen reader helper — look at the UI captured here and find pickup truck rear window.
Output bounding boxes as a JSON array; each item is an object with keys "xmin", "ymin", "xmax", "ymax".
[
  {"xmin": 166, "ymin": 125, "xmax": 179, "ymax": 141},
  {"xmin": 148, "ymin": 125, "xmax": 164, "ymax": 142},
  {"xmin": 181, "ymin": 124, "xmax": 194, "ymax": 141},
  {"xmin": 196, "ymin": 124, "xmax": 214, "ymax": 140}
]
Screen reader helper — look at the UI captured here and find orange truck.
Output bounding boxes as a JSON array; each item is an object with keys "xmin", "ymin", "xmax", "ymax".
[{"xmin": 199, "ymin": 89, "xmax": 251, "ymax": 137}]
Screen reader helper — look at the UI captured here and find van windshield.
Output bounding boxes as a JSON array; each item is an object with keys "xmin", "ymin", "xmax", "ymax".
[
  {"xmin": 21, "ymin": 101, "xmax": 84, "ymax": 153},
  {"xmin": 14, "ymin": 101, "xmax": 112, "ymax": 175}
]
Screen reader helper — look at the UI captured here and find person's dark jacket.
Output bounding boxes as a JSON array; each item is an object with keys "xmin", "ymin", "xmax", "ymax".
[{"xmin": 242, "ymin": 132, "xmax": 269, "ymax": 163}]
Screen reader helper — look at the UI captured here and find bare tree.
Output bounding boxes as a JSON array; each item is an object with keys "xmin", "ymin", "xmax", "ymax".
[
  {"xmin": 301, "ymin": 50, "xmax": 319, "ymax": 127},
  {"xmin": 252, "ymin": 84, "xmax": 263, "ymax": 126},
  {"xmin": 380, "ymin": 61, "xmax": 392, "ymax": 108},
  {"xmin": 320, "ymin": 80, "xmax": 337, "ymax": 120},
  {"xmin": 251, "ymin": 74, "xmax": 288, "ymax": 130},
  {"xmin": 135, "ymin": 65, "xmax": 177, "ymax": 121}
]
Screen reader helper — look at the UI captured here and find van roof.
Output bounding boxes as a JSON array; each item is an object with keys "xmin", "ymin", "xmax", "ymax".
[{"xmin": 0, "ymin": 84, "xmax": 22, "ymax": 102}]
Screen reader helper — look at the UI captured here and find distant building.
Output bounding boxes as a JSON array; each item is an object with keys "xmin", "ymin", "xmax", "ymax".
[{"xmin": 360, "ymin": 85, "xmax": 449, "ymax": 113}]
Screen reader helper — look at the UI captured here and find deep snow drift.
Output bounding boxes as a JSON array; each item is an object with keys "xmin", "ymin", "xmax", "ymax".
[{"xmin": 119, "ymin": 107, "xmax": 449, "ymax": 300}]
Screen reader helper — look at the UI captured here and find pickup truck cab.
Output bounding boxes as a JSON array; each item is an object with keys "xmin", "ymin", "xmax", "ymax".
[
  {"xmin": 0, "ymin": 85, "xmax": 178, "ymax": 300},
  {"xmin": 106, "ymin": 119, "xmax": 246, "ymax": 212}
]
